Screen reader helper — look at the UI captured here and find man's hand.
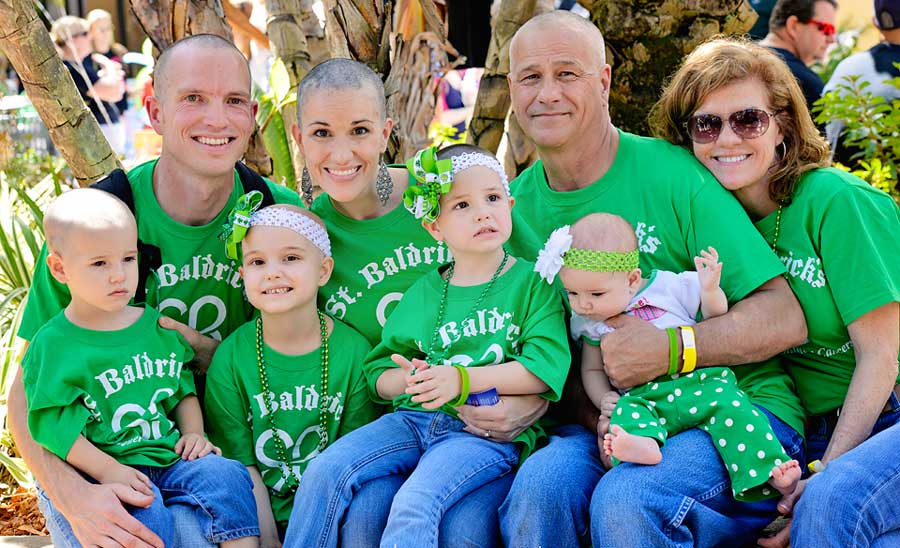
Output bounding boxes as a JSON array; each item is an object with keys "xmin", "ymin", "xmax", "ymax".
[
  {"xmin": 600, "ymin": 315, "xmax": 668, "ymax": 389},
  {"xmin": 757, "ymin": 478, "xmax": 808, "ymax": 548},
  {"xmin": 405, "ymin": 365, "xmax": 461, "ymax": 410},
  {"xmin": 95, "ymin": 463, "xmax": 154, "ymax": 497},
  {"xmin": 158, "ymin": 316, "xmax": 220, "ymax": 372},
  {"xmin": 457, "ymin": 395, "xmax": 549, "ymax": 442},
  {"xmin": 175, "ymin": 433, "xmax": 221, "ymax": 461},
  {"xmin": 67, "ymin": 483, "xmax": 165, "ymax": 548}
]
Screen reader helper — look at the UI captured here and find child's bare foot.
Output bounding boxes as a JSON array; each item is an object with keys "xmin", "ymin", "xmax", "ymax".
[
  {"xmin": 603, "ymin": 425, "xmax": 662, "ymax": 465},
  {"xmin": 597, "ymin": 416, "xmax": 614, "ymax": 469},
  {"xmin": 768, "ymin": 460, "xmax": 801, "ymax": 496}
]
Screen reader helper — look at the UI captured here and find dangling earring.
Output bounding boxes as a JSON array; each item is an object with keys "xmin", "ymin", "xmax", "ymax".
[
  {"xmin": 376, "ymin": 160, "xmax": 393, "ymax": 206},
  {"xmin": 301, "ymin": 167, "xmax": 313, "ymax": 206}
]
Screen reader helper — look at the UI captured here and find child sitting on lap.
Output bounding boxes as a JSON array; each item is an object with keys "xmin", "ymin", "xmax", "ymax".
[
  {"xmin": 204, "ymin": 200, "xmax": 380, "ymax": 546},
  {"xmin": 535, "ymin": 212, "xmax": 800, "ymax": 501},
  {"xmin": 24, "ymin": 189, "xmax": 259, "ymax": 547},
  {"xmin": 284, "ymin": 144, "xmax": 571, "ymax": 548}
]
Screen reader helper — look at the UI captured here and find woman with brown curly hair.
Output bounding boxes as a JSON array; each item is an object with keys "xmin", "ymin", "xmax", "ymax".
[{"xmin": 651, "ymin": 36, "xmax": 900, "ymax": 547}]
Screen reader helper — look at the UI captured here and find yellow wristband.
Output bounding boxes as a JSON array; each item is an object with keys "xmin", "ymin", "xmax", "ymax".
[
  {"xmin": 680, "ymin": 326, "xmax": 697, "ymax": 373},
  {"xmin": 808, "ymin": 459, "xmax": 826, "ymax": 474}
]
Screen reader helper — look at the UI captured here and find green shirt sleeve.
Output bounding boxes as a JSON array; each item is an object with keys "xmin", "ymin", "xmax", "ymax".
[
  {"xmin": 205, "ymin": 336, "xmax": 256, "ymax": 465},
  {"xmin": 266, "ymin": 179, "xmax": 302, "ymax": 206},
  {"xmin": 817, "ymin": 182, "xmax": 900, "ymax": 325},
  {"xmin": 683, "ymin": 172, "xmax": 786, "ymax": 303},
  {"xmin": 22, "ymin": 335, "xmax": 89, "ymax": 460},
  {"xmin": 515, "ymin": 271, "xmax": 570, "ymax": 401},
  {"xmin": 18, "ymin": 244, "xmax": 71, "ymax": 342}
]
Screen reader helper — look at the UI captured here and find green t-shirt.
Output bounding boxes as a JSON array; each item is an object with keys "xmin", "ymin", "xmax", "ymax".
[
  {"xmin": 18, "ymin": 159, "xmax": 301, "ymax": 343},
  {"xmin": 756, "ymin": 168, "xmax": 900, "ymax": 415},
  {"xmin": 508, "ymin": 130, "xmax": 805, "ymax": 435},
  {"xmin": 312, "ymin": 191, "xmax": 452, "ymax": 346},
  {"xmin": 23, "ymin": 307, "xmax": 196, "ymax": 468},
  {"xmin": 205, "ymin": 316, "xmax": 380, "ymax": 528},
  {"xmin": 364, "ymin": 259, "xmax": 570, "ymax": 456}
]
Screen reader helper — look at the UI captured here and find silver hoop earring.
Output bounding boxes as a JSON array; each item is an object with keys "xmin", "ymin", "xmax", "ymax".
[
  {"xmin": 301, "ymin": 167, "xmax": 313, "ymax": 206},
  {"xmin": 376, "ymin": 160, "xmax": 393, "ymax": 207},
  {"xmin": 778, "ymin": 141, "xmax": 787, "ymax": 158}
]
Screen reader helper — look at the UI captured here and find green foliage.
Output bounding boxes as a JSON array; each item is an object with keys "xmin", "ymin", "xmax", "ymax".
[
  {"xmin": 0, "ymin": 149, "xmax": 70, "ymax": 495},
  {"xmin": 814, "ymin": 66, "xmax": 900, "ymax": 201},
  {"xmin": 255, "ymin": 59, "xmax": 297, "ymax": 189}
]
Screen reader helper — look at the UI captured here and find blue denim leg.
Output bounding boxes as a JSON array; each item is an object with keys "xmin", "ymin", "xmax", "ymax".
[
  {"xmin": 379, "ymin": 414, "xmax": 519, "ymax": 548},
  {"xmin": 793, "ymin": 419, "xmax": 900, "ymax": 547},
  {"xmin": 591, "ymin": 406, "xmax": 804, "ymax": 548},
  {"xmin": 804, "ymin": 393, "xmax": 900, "ymax": 464},
  {"xmin": 36, "ymin": 483, "xmax": 83, "ymax": 548},
  {"xmin": 340, "ymin": 470, "xmax": 512, "ymax": 548},
  {"xmin": 439, "ymin": 474, "xmax": 514, "ymax": 548},
  {"xmin": 499, "ymin": 424, "xmax": 604, "ymax": 548},
  {"xmin": 170, "ymin": 503, "xmax": 217, "ymax": 548},
  {"xmin": 153, "ymin": 455, "xmax": 259, "ymax": 542},
  {"xmin": 284, "ymin": 410, "xmax": 428, "ymax": 548},
  {"xmin": 128, "ymin": 473, "xmax": 175, "ymax": 547}
]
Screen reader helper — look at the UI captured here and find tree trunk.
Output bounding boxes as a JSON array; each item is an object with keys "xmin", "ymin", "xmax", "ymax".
[
  {"xmin": 0, "ymin": 0, "xmax": 121, "ymax": 186},
  {"xmin": 128, "ymin": 0, "xmax": 232, "ymax": 49},
  {"xmin": 467, "ymin": 0, "xmax": 543, "ymax": 154},
  {"xmin": 584, "ymin": 0, "xmax": 757, "ymax": 135}
]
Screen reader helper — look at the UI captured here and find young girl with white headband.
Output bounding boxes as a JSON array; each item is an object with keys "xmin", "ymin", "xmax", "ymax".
[
  {"xmin": 535, "ymin": 212, "xmax": 801, "ymax": 502},
  {"xmin": 204, "ymin": 198, "xmax": 380, "ymax": 546},
  {"xmin": 283, "ymin": 144, "xmax": 570, "ymax": 548}
]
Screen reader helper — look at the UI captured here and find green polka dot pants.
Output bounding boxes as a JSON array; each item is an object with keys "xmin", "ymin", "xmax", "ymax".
[{"xmin": 610, "ymin": 367, "xmax": 790, "ymax": 501}]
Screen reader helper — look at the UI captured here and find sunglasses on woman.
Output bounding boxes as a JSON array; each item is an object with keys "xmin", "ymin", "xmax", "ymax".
[{"xmin": 684, "ymin": 108, "xmax": 778, "ymax": 144}]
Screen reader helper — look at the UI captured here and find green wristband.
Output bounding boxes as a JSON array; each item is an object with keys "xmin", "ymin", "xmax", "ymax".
[
  {"xmin": 450, "ymin": 365, "xmax": 471, "ymax": 407},
  {"xmin": 666, "ymin": 327, "xmax": 678, "ymax": 376}
]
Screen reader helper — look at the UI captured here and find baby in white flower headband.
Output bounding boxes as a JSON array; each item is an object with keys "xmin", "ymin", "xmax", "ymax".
[{"xmin": 535, "ymin": 212, "xmax": 800, "ymax": 502}]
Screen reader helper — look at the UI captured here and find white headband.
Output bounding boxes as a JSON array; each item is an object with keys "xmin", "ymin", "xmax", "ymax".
[
  {"xmin": 451, "ymin": 152, "xmax": 511, "ymax": 196},
  {"xmin": 249, "ymin": 208, "xmax": 332, "ymax": 257}
]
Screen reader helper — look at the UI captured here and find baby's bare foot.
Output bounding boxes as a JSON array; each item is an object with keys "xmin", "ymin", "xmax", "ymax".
[
  {"xmin": 769, "ymin": 460, "xmax": 801, "ymax": 496},
  {"xmin": 604, "ymin": 424, "xmax": 662, "ymax": 465}
]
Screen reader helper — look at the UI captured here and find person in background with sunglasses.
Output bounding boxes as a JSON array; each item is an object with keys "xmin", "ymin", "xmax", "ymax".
[
  {"xmin": 760, "ymin": 0, "xmax": 838, "ymax": 113},
  {"xmin": 652, "ymin": 36, "xmax": 900, "ymax": 548},
  {"xmin": 497, "ymin": 11, "xmax": 809, "ymax": 548}
]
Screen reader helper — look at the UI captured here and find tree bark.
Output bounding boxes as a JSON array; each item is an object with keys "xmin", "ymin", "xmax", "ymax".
[
  {"xmin": 0, "ymin": 0, "xmax": 121, "ymax": 186},
  {"xmin": 584, "ymin": 0, "xmax": 757, "ymax": 134},
  {"xmin": 467, "ymin": 0, "xmax": 542, "ymax": 154},
  {"xmin": 128, "ymin": 0, "xmax": 232, "ymax": 50}
]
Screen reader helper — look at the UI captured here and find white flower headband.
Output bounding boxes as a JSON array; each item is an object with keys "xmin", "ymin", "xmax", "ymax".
[{"xmin": 534, "ymin": 225, "xmax": 640, "ymax": 283}]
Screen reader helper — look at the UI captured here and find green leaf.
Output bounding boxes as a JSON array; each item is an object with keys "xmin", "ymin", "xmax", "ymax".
[
  {"xmin": 0, "ymin": 452, "xmax": 33, "ymax": 489},
  {"xmin": 270, "ymin": 58, "xmax": 292, "ymax": 106}
]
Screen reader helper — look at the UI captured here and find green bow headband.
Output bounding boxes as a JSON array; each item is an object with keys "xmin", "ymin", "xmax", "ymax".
[
  {"xmin": 403, "ymin": 146, "xmax": 453, "ymax": 223},
  {"xmin": 219, "ymin": 190, "xmax": 263, "ymax": 260},
  {"xmin": 534, "ymin": 225, "xmax": 640, "ymax": 283}
]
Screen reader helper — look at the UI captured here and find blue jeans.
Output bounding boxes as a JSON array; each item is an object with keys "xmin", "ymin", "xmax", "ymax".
[
  {"xmin": 792, "ymin": 396, "xmax": 900, "ymax": 547},
  {"xmin": 37, "ymin": 454, "xmax": 257, "ymax": 546},
  {"xmin": 341, "ymin": 472, "xmax": 513, "ymax": 548},
  {"xmin": 500, "ymin": 407, "xmax": 805, "ymax": 548},
  {"xmin": 284, "ymin": 409, "xmax": 519, "ymax": 548}
]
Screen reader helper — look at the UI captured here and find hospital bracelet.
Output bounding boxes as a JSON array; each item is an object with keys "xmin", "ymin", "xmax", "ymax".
[
  {"xmin": 451, "ymin": 365, "xmax": 471, "ymax": 407},
  {"xmin": 666, "ymin": 328, "xmax": 679, "ymax": 376},
  {"xmin": 680, "ymin": 326, "xmax": 697, "ymax": 373}
]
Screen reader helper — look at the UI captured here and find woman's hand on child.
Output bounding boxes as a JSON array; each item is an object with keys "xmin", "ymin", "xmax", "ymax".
[
  {"xmin": 405, "ymin": 365, "xmax": 461, "ymax": 409},
  {"xmin": 694, "ymin": 246, "xmax": 723, "ymax": 291},
  {"xmin": 175, "ymin": 433, "xmax": 222, "ymax": 461},
  {"xmin": 100, "ymin": 464, "xmax": 155, "ymax": 498}
]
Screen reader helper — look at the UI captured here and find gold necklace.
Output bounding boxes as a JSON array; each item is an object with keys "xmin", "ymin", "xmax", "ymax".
[{"xmin": 770, "ymin": 205, "xmax": 783, "ymax": 252}]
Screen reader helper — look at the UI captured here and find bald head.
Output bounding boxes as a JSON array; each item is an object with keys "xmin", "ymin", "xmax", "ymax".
[
  {"xmin": 44, "ymin": 189, "xmax": 136, "ymax": 256},
  {"xmin": 296, "ymin": 58, "xmax": 386, "ymax": 126},
  {"xmin": 153, "ymin": 34, "xmax": 250, "ymax": 100},
  {"xmin": 570, "ymin": 213, "xmax": 637, "ymax": 253},
  {"xmin": 511, "ymin": 11, "xmax": 607, "ymax": 70}
]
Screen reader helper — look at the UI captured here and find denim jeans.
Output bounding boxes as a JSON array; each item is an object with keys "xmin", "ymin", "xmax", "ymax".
[
  {"xmin": 341, "ymin": 472, "xmax": 513, "ymax": 548},
  {"xmin": 500, "ymin": 406, "xmax": 805, "ymax": 548},
  {"xmin": 36, "ymin": 454, "xmax": 257, "ymax": 546},
  {"xmin": 792, "ymin": 395, "xmax": 900, "ymax": 547},
  {"xmin": 284, "ymin": 409, "xmax": 519, "ymax": 548}
]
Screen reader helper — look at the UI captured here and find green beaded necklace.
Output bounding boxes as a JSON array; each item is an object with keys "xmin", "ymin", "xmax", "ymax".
[
  {"xmin": 424, "ymin": 251, "xmax": 510, "ymax": 364},
  {"xmin": 254, "ymin": 311, "xmax": 330, "ymax": 493}
]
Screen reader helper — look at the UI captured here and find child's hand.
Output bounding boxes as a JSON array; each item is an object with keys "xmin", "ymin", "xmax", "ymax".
[
  {"xmin": 175, "ymin": 433, "xmax": 221, "ymax": 461},
  {"xmin": 599, "ymin": 391, "xmax": 621, "ymax": 418},
  {"xmin": 391, "ymin": 354, "xmax": 430, "ymax": 377},
  {"xmin": 97, "ymin": 463, "xmax": 155, "ymax": 498},
  {"xmin": 694, "ymin": 246, "xmax": 723, "ymax": 292},
  {"xmin": 405, "ymin": 365, "xmax": 461, "ymax": 410}
]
